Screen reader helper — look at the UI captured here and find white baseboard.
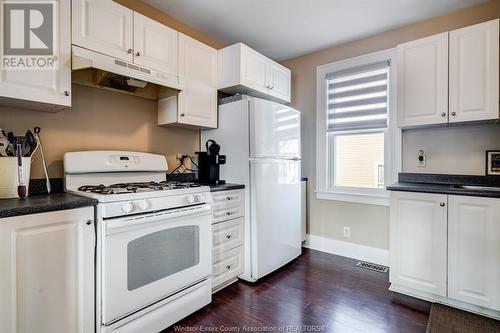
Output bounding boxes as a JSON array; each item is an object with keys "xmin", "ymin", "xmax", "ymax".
[{"xmin": 304, "ymin": 234, "xmax": 389, "ymax": 266}]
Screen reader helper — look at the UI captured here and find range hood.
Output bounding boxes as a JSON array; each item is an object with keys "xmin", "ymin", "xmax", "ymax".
[{"xmin": 71, "ymin": 45, "xmax": 181, "ymax": 100}]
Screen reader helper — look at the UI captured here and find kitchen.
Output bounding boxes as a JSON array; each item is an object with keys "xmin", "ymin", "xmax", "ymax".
[{"xmin": 0, "ymin": 0, "xmax": 499, "ymax": 332}]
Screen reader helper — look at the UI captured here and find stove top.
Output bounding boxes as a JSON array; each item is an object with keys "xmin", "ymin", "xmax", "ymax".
[{"xmin": 77, "ymin": 181, "xmax": 202, "ymax": 195}]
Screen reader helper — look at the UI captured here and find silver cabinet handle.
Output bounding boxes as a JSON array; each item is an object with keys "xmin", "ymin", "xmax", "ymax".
[
  {"xmin": 440, "ymin": 112, "xmax": 446, "ymax": 117},
  {"xmin": 451, "ymin": 112, "xmax": 456, "ymax": 117},
  {"xmin": 64, "ymin": 91, "xmax": 70, "ymax": 96},
  {"xmin": 226, "ymin": 265, "xmax": 232, "ymax": 270},
  {"xmin": 128, "ymin": 49, "xmax": 133, "ymax": 54},
  {"xmin": 180, "ymin": 113, "xmax": 185, "ymax": 117},
  {"xmin": 440, "ymin": 202, "xmax": 445, "ymax": 207},
  {"xmin": 226, "ymin": 234, "xmax": 232, "ymax": 239},
  {"xmin": 86, "ymin": 220, "xmax": 93, "ymax": 225},
  {"xmin": 226, "ymin": 197, "xmax": 232, "ymax": 201},
  {"xmin": 136, "ymin": 51, "xmax": 141, "ymax": 56},
  {"xmin": 226, "ymin": 211, "xmax": 232, "ymax": 216}
]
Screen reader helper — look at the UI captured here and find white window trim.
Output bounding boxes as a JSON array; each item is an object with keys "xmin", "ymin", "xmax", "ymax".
[{"xmin": 315, "ymin": 48, "xmax": 401, "ymax": 206}]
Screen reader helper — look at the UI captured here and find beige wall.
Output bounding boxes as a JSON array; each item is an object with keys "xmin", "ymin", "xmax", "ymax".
[
  {"xmin": 403, "ymin": 123, "xmax": 500, "ymax": 175},
  {"xmin": 0, "ymin": 85, "xmax": 199, "ymax": 178},
  {"xmin": 0, "ymin": 0, "xmax": 225, "ymax": 180},
  {"xmin": 282, "ymin": 0, "xmax": 500, "ymax": 250}
]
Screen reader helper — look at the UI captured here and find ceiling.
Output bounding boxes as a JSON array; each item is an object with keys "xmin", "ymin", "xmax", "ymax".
[{"xmin": 143, "ymin": 0, "xmax": 488, "ymax": 61}]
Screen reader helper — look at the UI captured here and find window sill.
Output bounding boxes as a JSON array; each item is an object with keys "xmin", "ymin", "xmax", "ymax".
[{"xmin": 315, "ymin": 191, "xmax": 390, "ymax": 206}]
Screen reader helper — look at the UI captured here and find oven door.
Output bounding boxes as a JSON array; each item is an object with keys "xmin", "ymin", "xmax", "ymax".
[{"xmin": 101, "ymin": 204, "xmax": 212, "ymax": 325}]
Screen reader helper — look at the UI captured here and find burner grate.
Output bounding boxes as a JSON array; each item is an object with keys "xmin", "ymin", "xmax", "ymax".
[{"xmin": 77, "ymin": 181, "xmax": 203, "ymax": 194}]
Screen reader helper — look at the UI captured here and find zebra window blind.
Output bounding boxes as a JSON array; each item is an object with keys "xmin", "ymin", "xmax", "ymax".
[{"xmin": 326, "ymin": 61, "xmax": 390, "ymax": 132}]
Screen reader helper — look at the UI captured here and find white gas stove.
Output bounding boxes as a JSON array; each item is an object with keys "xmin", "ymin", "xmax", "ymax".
[{"xmin": 64, "ymin": 151, "xmax": 212, "ymax": 333}]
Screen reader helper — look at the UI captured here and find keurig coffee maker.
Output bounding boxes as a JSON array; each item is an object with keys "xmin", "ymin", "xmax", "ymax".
[{"xmin": 196, "ymin": 140, "xmax": 226, "ymax": 184}]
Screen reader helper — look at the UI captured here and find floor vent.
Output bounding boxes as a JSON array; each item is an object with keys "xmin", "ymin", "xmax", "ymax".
[{"xmin": 356, "ymin": 261, "xmax": 389, "ymax": 273}]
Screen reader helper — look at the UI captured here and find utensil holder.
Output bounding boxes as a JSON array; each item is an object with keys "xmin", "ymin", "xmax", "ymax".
[{"xmin": 0, "ymin": 157, "xmax": 31, "ymax": 198}]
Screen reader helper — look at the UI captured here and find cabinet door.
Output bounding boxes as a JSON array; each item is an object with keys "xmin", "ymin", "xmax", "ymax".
[
  {"xmin": 0, "ymin": 0, "xmax": 71, "ymax": 110},
  {"xmin": 241, "ymin": 46, "xmax": 269, "ymax": 94},
  {"xmin": 448, "ymin": 195, "xmax": 500, "ymax": 310},
  {"xmin": 0, "ymin": 207, "xmax": 95, "ymax": 333},
  {"xmin": 397, "ymin": 32, "xmax": 449, "ymax": 127},
  {"xmin": 177, "ymin": 33, "xmax": 217, "ymax": 128},
  {"xmin": 390, "ymin": 192, "xmax": 448, "ymax": 296},
  {"xmin": 449, "ymin": 19, "xmax": 499, "ymax": 123},
  {"xmin": 72, "ymin": 0, "xmax": 133, "ymax": 62},
  {"xmin": 267, "ymin": 62, "xmax": 291, "ymax": 103},
  {"xmin": 133, "ymin": 12, "xmax": 178, "ymax": 77}
]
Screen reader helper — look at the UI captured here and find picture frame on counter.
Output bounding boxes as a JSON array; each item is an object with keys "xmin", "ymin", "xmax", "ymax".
[{"xmin": 485, "ymin": 150, "xmax": 500, "ymax": 176}]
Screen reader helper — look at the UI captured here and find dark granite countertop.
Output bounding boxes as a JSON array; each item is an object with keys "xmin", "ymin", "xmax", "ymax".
[
  {"xmin": 387, "ymin": 173, "xmax": 500, "ymax": 199},
  {"xmin": 206, "ymin": 183, "xmax": 245, "ymax": 192},
  {"xmin": 0, "ymin": 193, "xmax": 97, "ymax": 219}
]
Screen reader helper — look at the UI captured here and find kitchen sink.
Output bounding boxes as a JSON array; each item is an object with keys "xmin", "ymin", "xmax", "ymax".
[{"xmin": 452, "ymin": 185, "xmax": 500, "ymax": 192}]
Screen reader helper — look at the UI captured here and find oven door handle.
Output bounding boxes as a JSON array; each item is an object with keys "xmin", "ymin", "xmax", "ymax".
[{"xmin": 105, "ymin": 204, "xmax": 211, "ymax": 235}]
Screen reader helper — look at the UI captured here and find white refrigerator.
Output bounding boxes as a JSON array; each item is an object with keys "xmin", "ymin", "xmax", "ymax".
[{"xmin": 202, "ymin": 96, "xmax": 301, "ymax": 282}]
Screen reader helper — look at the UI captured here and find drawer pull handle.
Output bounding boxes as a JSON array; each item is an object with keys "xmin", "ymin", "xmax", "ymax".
[
  {"xmin": 226, "ymin": 197, "xmax": 232, "ymax": 201},
  {"xmin": 440, "ymin": 202, "xmax": 445, "ymax": 207},
  {"xmin": 226, "ymin": 211, "xmax": 232, "ymax": 216},
  {"xmin": 226, "ymin": 265, "xmax": 232, "ymax": 270},
  {"xmin": 226, "ymin": 234, "xmax": 232, "ymax": 239}
]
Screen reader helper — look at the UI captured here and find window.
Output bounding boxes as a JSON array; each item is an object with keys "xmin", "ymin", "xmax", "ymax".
[{"xmin": 316, "ymin": 49, "xmax": 400, "ymax": 206}]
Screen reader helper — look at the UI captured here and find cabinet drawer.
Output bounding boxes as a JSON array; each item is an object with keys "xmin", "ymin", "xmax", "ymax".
[
  {"xmin": 212, "ymin": 190, "xmax": 244, "ymax": 205},
  {"xmin": 212, "ymin": 246, "xmax": 244, "ymax": 289},
  {"xmin": 213, "ymin": 218, "xmax": 244, "ymax": 255},
  {"xmin": 212, "ymin": 190, "xmax": 244, "ymax": 223}
]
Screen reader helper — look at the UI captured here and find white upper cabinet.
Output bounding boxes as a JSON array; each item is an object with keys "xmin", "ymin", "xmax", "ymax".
[
  {"xmin": 218, "ymin": 43, "xmax": 291, "ymax": 103},
  {"xmin": 449, "ymin": 19, "xmax": 499, "ymax": 123},
  {"xmin": 241, "ymin": 47, "xmax": 269, "ymax": 92},
  {"xmin": 158, "ymin": 33, "xmax": 218, "ymax": 128},
  {"xmin": 268, "ymin": 63, "xmax": 292, "ymax": 102},
  {"xmin": 72, "ymin": 0, "xmax": 134, "ymax": 62},
  {"xmin": 390, "ymin": 191, "xmax": 448, "ymax": 297},
  {"xmin": 448, "ymin": 195, "xmax": 500, "ymax": 311},
  {"xmin": 72, "ymin": 0, "xmax": 179, "ymax": 78},
  {"xmin": 0, "ymin": 0, "xmax": 71, "ymax": 111},
  {"xmin": 397, "ymin": 19, "xmax": 499, "ymax": 128},
  {"xmin": 133, "ymin": 12, "xmax": 178, "ymax": 78},
  {"xmin": 397, "ymin": 32, "xmax": 449, "ymax": 128}
]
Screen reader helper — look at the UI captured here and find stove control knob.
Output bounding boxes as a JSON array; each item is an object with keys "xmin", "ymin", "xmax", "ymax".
[
  {"xmin": 121, "ymin": 202, "xmax": 135, "ymax": 213},
  {"xmin": 137, "ymin": 200, "xmax": 149, "ymax": 211},
  {"xmin": 195, "ymin": 194, "xmax": 204, "ymax": 203},
  {"xmin": 186, "ymin": 195, "xmax": 195, "ymax": 204}
]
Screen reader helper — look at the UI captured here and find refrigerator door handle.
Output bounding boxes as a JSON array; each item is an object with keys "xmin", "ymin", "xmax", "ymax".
[{"xmin": 250, "ymin": 156, "xmax": 301, "ymax": 162}]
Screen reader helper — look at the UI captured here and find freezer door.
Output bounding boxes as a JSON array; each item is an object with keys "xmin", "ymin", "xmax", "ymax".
[
  {"xmin": 250, "ymin": 158, "xmax": 302, "ymax": 280},
  {"xmin": 249, "ymin": 98, "xmax": 300, "ymax": 159}
]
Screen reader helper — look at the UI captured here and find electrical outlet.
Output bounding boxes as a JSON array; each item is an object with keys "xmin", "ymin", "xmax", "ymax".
[
  {"xmin": 343, "ymin": 227, "xmax": 351, "ymax": 238},
  {"xmin": 176, "ymin": 153, "xmax": 187, "ymax": 162},
  {"xmin": 417, "ymin": 150, "xmax": 426, "ymax": 168}
]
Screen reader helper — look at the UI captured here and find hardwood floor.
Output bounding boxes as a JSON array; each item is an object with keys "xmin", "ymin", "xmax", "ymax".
[{"xmin": 163, "ymin": 248, "xmax": 430, "ymax": 333}]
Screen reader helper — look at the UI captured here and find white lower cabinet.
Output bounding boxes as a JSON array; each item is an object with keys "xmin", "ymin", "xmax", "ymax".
[
  {"xmin": 448, "ymin": 195, "xmax": 500, "ymax": 311},
  {"xmin": 211, "ymin": 189, "xmax": 245, "ymax": 292},
  {"xmin": 0, "ymin": 207, "xmax": 95, "ymax": 333},
  {"xmin": 390, "ymin": 191, "xmax": 500, "ymax": 315},
  {"xmin": 212, "ymin": 246, "xmax": 244, "ymax": 290},
  {"xmin": 390, "ymin": 191, "xmax": 448, "ymax": 296}
]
